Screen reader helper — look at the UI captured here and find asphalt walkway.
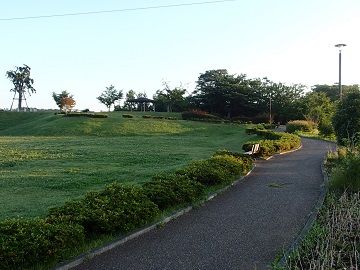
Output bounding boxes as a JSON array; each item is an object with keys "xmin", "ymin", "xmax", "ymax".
[{"xmin": 73, "ymin": 138, "xmax": 334, "ymax": 270}]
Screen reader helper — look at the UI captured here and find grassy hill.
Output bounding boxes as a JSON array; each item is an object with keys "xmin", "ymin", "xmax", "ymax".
[{"xmin": 0, "ymin": 111, "xmax": 256, "ymax": 220}]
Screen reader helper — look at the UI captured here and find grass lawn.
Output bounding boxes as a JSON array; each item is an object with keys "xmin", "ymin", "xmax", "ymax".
[{"xmin": 0, "ymin": 111, "xmax": 255, "ymax": 220}]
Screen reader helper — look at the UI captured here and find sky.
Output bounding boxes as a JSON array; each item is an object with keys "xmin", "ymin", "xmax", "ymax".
[{"xmin": 0, "ymin": 0, "xmax": 359, "ymax": 111}]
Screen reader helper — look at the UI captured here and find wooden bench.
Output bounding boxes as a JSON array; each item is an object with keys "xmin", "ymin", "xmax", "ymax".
[{"xmin": 244, "ymin": 143, "xmax": 260, "ymax": 155}]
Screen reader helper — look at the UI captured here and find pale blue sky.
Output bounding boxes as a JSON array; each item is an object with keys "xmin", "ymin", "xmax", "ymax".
[{"xmin": 1, "ymin": 0, "xmax": 359, "ymax": 111}]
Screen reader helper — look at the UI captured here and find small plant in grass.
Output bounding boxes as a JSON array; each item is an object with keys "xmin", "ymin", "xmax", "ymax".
[
  {"xmin": 143, "ymin": 173, "xmax": 205, "ymax": 210},
  {"xmin": 122, "ymin": 114, "xmax": 134, "ymax": 118}
]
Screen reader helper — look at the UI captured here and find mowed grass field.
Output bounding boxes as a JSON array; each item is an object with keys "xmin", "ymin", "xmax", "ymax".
[{"xmin": 0, "ymin": 112, "xmax": 255, "ymax": 220}]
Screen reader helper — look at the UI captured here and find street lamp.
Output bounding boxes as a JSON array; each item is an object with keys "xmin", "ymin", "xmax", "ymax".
[{"xmin": 334, "ymin": 43, "xmax": 347, "ymax": 100}]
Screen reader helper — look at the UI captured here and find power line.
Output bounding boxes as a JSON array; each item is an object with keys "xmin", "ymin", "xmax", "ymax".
[{"xmin": 0, "ymin": 0, "xmax": 238, "ymax": 21}]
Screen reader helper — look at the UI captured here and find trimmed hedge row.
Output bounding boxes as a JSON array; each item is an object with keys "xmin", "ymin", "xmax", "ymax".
[
  {"xmin": 286, "ymin": 120, "xmax": 317, "ymax": 133},
  {"xmin": 0, "ymin": 150, "xmax": 253, "ymax": 269},
  {"xmin": 243, "ymin": 128, "xmax": 301, "ymax": 158},
  {"xmin": 142, "ymin": 115, "xmax": 177, "ymax": 120},
  {"xmin": 181, "ymin": 110, "xmax": 222, "ymax": 122},
  {"xmin": 64, "ymin": 113, "xmax": 108, "ymax": 118}
]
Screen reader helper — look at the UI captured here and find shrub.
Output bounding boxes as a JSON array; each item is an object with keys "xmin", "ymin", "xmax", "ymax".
[
  {"xmin": 333, "ymin": 91, "xmax": 360, "ymax": 146},
  {"xmin": 242, "ymin": 130, "xmax": 301, "ymax": 158},
  {"xmin": 0, "ymin": 218, "xmax": 84, "ymax": 269},
  {"xmin": 64, "ymin": 113, "xmax": 108, "ymax": 118},
  {"xmin": 177, "ymin": 155, "xmax": 245, "ymax": 186},
  {"xmin": 143, "ymin": 174, "xmax": 205, "ymax": 210},
  {"xmin": 318, "ymin": 119, "xmax": 334, "ymax": 137},
  {"xmin": 286, "ymin": 120, "xmax": 317, "ymax": 133},
  {"xmin": 122, "ymin": 114, "xmax": 134, "ymax": 118},
  {"xmin": 142, "ymin": 115, "xmax": 152, "ymax": 119},
  {"xmin": 213, "ymin": 150, "xmax": 254, "ymax": 173},
  {"xmin": 48, "ymin": 183, "xmax": 160, "ymax": 234},
  {"xmin": 329, "ymin": 153, "xmax": 360, "ymax": 192},
  {"xmin": 181, "ymin": 110, "xmax": 222, "ymax": 122}
]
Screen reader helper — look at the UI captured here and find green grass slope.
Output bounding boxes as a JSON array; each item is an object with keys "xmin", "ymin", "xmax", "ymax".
[{"xmin": 0, "ymin": 112, "xmax": 256, "ymax": 220}]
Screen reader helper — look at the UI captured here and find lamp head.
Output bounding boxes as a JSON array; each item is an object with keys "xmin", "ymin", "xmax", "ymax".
[{"xmin": 335, "ymin": 43, "xmax": 347, "ymax": 48}]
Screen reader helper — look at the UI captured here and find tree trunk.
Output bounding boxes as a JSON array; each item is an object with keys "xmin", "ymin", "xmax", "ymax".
[{"xmin": 18, "ymin": 91, "xmax": 22, "ymax": 111}]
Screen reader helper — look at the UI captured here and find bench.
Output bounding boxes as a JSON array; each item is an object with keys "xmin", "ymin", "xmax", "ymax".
[{"xmin": 244, "ymin": 143, "xmax": 260, "ymax": 155}]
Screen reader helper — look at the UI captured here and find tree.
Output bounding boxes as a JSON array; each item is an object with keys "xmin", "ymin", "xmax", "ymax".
[
  {"xmin": 302, "ymin": 92, "xmax": 335, "ymax": 124},
  {"xmin": 123, "ymin": 90, "xmax": 137, "ymax": 111},
  {"xmin": 153, "ymin": 82, "xmax": 187, "ymax": 112},
  {"xmin": 97, "ymin": 85, "xmax": 123, "ymax": 111},
  {"xmin": 6, "ymin": 64, "xmax": 36, "ymax": 111},
  {"xmin": 61, "ymin": 96, "xmax": 76, "ymax": 114},
  {"xmin": 52, "ymin": 91, "xmax": 73, "ymax": 111},
  {"xmin": 333, "ymin": 91, "xmax": 360, "ymax": 147},
  {"xmin": 312, "ymin": 84, "xmax": 360, "ymax": 101}
]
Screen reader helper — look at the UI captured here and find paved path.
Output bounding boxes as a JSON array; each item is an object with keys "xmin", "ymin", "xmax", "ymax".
[{"xmin": 73, "ymin": 138, "xmax": 334, "ymax": 270}]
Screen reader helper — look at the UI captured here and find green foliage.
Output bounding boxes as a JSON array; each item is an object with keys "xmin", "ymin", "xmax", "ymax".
[
  {"xmin": 52, "ymin": 90, "xmax": 73, "ymax": 111},
  {"xmin": 153, "ymin": 83, "xmax": 188, "ymax": 112},
  {"xmin": 302, "ymin": 92, "xmax": 335, "ymax": 124},
  {"xmin": 122, "ymin": 114, "xmax": 134, "ymax": 118},
  {"xmin": 177, "ymin": 154, "xmax": 247, "ymax": 186},
  {"xmin": 97, "ymin": 85, "xmax": 123, "ymax": 111},
  {"xmin": 0, "ymin": 218, "xmax": 84, "ymax": 269},
  {"xmin": 143, "ymin": 174, "xmax": 205, "ymax": 210},
  {"xmin": 318, "ymin": 118, "xmax": 334, "ymax": 137},
  {"xmin": 286, "ymin": 120, "xmax": 317, "ymax": 133},
  {"xmin": 213, "ymin": 150, "xmax": 253, "ymax": 173},
  {"xmin": 333, "ymin": 91, "xmax": 360, "ymax": 146},
  {"xmin": 243, "ymin": 129, "xmax": 301, "ymax": 158},
  {"xmin": 64, "ymin": 113, "xmax": 108, "ymax": 118},
  {"xmin": 48, "ymin": 183, "xmax": 160, "ymax": 234},
  {"xmin": 329, "ymin": 152, "xmax": 360, "ymax": 192},
  {"xmin": 6, "ymin": 64, "xmax": 36, "ymax": 111},
  {"xmin": 181, "ymin": 110, "xmax": 222, "ymax": 122}
]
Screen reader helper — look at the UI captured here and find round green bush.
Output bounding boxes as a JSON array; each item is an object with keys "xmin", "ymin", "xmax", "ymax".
[
  {"xmin": 177, "ymin": 155, "xmax": 244, "ymax": 186},
  {"xmin": 0, "ymin": 218, "xmax": 84, "ymax": 269},
  {"xmin": 143, "ymin": 174, "xmax": 205, "ymax": 210}
]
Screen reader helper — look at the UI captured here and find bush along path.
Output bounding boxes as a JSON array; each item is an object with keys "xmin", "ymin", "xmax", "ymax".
[
  {"xmin": 65, "ymin": 137, "xmax": 333, "ymax": 270},
  {"xmin": 0, "ymin": 151, "xmax": 253, "ymax": 270}
]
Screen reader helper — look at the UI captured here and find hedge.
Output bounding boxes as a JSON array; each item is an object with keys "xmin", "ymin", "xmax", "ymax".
[
  {"xmin": 143, "ymin": 174, "xmax": 205, "ymax": 210},
  {"xmin": 286, "ymin": 120, "xmax": 317, "ymax": 133},
  {"xmin": 122, "ymin": 114, "xmax": 134, "ymax": 118},
  {"xmin": 176, "ymin": 154, "xmax": 249, "ymax": 186},
  {"xmin": 1, "ymin": 150, "xmax": 254, "ymax": 269},
  {"xmin": 64, "ymin": 113, "xmax": 108, "ymax": 118},
  {"xmin": 0, "ymin": 218, "xmax": 85, "ymax": 269},
  {"xmin": 47, "ymin": 183, "xmax": 160, "ymax": 234},
  {"xmin": 243, "ymin": 129, "xmax": 301, "ymax": 158},
  {"xmin": 181, "ymin": 110, "xmax": 222, "ymax": 122}
]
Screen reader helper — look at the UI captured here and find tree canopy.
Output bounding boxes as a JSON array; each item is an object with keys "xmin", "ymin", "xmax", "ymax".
[
  {"xmin": 52, "ymin": 91, "xmax": 73, "ymax": 111},
  {"xmin": 6, "ymin": 64, "xmax": 36, "ymax": 111},
  {"xmin": 97, "ymin": 85, "xmax": 123, "ymax": 111}
]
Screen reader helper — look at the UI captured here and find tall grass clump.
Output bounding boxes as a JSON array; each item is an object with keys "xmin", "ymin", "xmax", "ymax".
[
  {"xmin": 283, "ymin": 191, "xmax": 360, "ymax": 269},
  {"xmin": 329, "ymin": 151, "xmax": 360, "ymax": 192}
]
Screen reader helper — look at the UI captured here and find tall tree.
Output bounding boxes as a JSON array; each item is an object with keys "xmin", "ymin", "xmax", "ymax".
[
  {"xmin": 6, "ymin": 64, "xmax": 36, "ymax": 111},
  {"xmin": 52, "ymin": 91, "xmax": 73, "ymax": 111},
  {"xmin": 97, "ymin": 85, "xmax": 123, "ymax": 111},
  {"xmin": 123, "ymin": 90, "xmax": 137, "ymax": 111},
  {"xmin": 153, "ymin": 82, "xmax": 187, "ymax": 112}
]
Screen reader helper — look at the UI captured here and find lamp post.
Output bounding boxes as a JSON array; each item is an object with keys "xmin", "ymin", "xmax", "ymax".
[{"xmin": 334, "ymin": 43, "xmax": 346, "ymax": 100}]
